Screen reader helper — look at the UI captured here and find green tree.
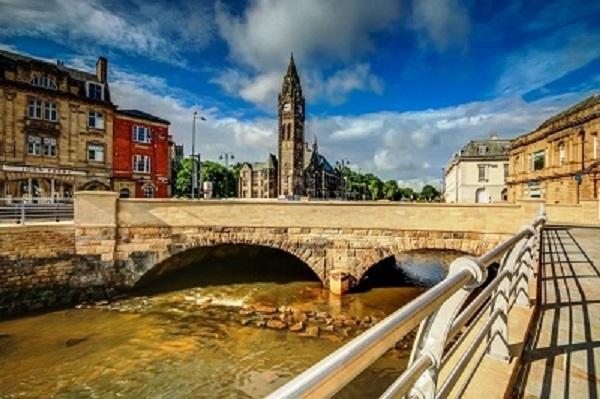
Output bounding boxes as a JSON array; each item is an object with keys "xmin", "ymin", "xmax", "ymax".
[
  {"xmin": 383, "ymin": 180, "xmax": 400, "ymax": 201},
  {"xmin": 420, "ymin": 184, "xmax": 440, "ymax": 201},
  {"xmin": 364, "ymin": 173, "xmax": 383, "ymax": 200},
  {"xmin": 175, "ymin": 157, "xmax": 194, "ymax": 197},
  {"xmin": 201, "ymin": 160, "xmax": 237, "ymax": 198},
  {"xmin": 399, "ymin": 187, "xmax": 416, "ymax": 201}
]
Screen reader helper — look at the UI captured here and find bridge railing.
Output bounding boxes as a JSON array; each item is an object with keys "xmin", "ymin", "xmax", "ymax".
[
  {"xmin": 266, "ymin": 206, "xmax": 546, "ymax": 399},
  {"xmin": 0, "ymin": 197, "xmax": 74, "ymax": 225}
]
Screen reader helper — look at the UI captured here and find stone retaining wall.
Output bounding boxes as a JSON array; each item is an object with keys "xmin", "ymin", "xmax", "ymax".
[
  {"xmin": 77, "ymin": 226, "xmax": 509, "ymax": 289},
  {"xmin": 0, "ymin": 225, "xmax": 75, "ymax": 291}
]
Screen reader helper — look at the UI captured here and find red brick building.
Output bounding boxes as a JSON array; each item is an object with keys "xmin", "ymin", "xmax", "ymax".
[{"xmin": 113, "ymin": 110, "xmax": 170, "ymax": 198}]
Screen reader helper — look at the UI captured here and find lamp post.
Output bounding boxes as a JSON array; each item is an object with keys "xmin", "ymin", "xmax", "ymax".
[
  {"xmin": 191, "ymin": 112, "xmax": 206, "ymax": 199},
  {"xmin": 219, "ymin": 151, "xmax": 235, "ymax": 198},
  {"xmin": 336, "ymin": 158, "xmax": 350, "ymax": 200}
]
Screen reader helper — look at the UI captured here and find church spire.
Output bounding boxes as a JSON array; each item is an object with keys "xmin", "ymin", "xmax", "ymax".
[
  {"xmin": 286, "ymin": 52, "xmax": 298, "ymax": 78},
  {"xmin": 312, "ymin": 135, "xmax": 318, "ymax": 151}
]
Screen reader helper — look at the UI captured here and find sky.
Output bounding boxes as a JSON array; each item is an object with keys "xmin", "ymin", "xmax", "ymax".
[{"xmin": 1, "ymin": 0, "xmax": 599, "ymax": 189}]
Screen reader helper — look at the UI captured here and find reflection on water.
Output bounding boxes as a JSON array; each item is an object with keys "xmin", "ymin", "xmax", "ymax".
[{"xmin": 0, "ymin": 247, "xmax": 456, "ymax": 398}]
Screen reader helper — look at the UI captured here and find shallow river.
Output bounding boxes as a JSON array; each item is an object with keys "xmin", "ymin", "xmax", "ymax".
[{"xmin": 0, "ymin": 247, "xmax": 454, "ymax": 398}]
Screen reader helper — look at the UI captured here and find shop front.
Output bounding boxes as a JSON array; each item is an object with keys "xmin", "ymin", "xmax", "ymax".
[{"xmin": 0, "ymin": 165, "xmax": 108, "ymax": 202}]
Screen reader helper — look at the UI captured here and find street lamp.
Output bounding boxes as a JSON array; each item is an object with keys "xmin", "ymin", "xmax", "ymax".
[
  {"xmin": 219, "ymin": 152, "xmax": 235, "ymax": 198},
  {"xmin": 191, "ymin": 111, "xmax": 206, "ymax": 199},
  {"xmin": 335, "ymin": 158, "xmax": 350, "ymax": 200}
]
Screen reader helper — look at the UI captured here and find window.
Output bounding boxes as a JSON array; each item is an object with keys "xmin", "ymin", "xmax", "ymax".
[
  {"xmin": 27, "ymin": 136, "xmax": 41, "ymax": 155},
  {"xmin": 478, "ymin": 146, "xmax": 487, "ymax": 155},
  {"xmin": 28, "ymin": 99, "xmax": 57, "ymax": 121},
  {"xmin": 594, "ymin": 133, "xmax": 598, "ymax": 160},
  {"xmin": 533, "ymin": 150, "xmax": 545, "ymax": 171},
  {"xmin": 133, "ymin": 155, "xmax": 151, "ymax": 173},
  {"xmin": 87, "ymin": 82, "xmax": 104, "ymax": 100},
  {"xmin": 143, "ymin": 186, "xmax": 155, "ymax": 198},
  {"xmin": 88, "ymin": 110, "xmax": 104, "ymax": 129},
  {"xmin": 504, "ymin": 163, "xmax": 509, "ymax": 181},
  {"xmin": 559, "ymin": 142, "xmax": 565, "ymax": 166},
  {"xmin": 30, "ymin": 76, "xmax": 57, "ymax": 90},
  {"xmin": 88, "ymin": 144, "xmax": 104, "ymax": 162},
  {"xmin": 478, "ymin": 164, "xmax": 487, "ymax": 182},
  {"xmin": 44, "ymin": 102, "xmax": 57, "ymax": 122},
  {"xmin": 133, "ymin": 126, "xmax": 151, "ymax": 143},
  {"xmin": 43, "ymin": 138, "xmax": 57, "ymax": 157},
  {"xmin": 28, "ymin": 99, "xmax": 42, "ymax": 119}
]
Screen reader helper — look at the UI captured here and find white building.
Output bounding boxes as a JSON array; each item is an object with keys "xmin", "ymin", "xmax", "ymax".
[{"xmin": 444, "ymin": 133, "xmax": 511, "ymax": 203}]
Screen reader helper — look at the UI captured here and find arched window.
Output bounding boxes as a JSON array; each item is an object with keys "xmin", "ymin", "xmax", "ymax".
[
  {"xmin": 119, "ymin": 188, "xmax": 130, "ymax": 198},
  {"xmin": 475, "ymin": 188, "xmax": 487, "ymax": 203},
  {"xmin": 143, "ymin": 185, "xmax": 155, "ymax": 198},
  {"xmin": 286, "ymin": 124, "xmax": 291, "ymax": 140},
  {"xmin": 30, "ymin": 76, "xmax": 57, "ymax": 90}
]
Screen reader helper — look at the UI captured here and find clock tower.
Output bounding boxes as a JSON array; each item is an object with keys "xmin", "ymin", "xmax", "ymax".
[{"xmin": 277, "ymin": 53, "xmax": 306, "ymax": 197}]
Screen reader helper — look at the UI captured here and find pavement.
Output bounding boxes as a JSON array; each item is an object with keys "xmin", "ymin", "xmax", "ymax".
[{"xmin": 511, "ymin": 227, "xmax": 600, "ymax": 399}]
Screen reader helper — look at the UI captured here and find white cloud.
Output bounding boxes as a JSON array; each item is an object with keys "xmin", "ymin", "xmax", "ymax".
[
  {"xmin": 495, "ymin": 28, "xmax": 600, "ymax": 96},
  {"xmin": 213, "ymin": 0, "xmax": 399, "ymax": 108},
  {"xmin": 410, "ymin": 0, "xmax": 471, "ymax": 49},
  {"xmin": 0, "ymin": 0, "xmax": 214, "ymax": 65}
]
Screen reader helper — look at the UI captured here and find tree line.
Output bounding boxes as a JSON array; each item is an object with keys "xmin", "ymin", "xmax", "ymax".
[{"xmin": 172, "ymin": 159, "xmax": 441, "ymax": 201}]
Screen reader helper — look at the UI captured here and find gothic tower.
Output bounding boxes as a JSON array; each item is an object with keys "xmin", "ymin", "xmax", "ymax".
[{"xmin": 277, "ymin": 53, "xmax": 306, "ymax": 197}]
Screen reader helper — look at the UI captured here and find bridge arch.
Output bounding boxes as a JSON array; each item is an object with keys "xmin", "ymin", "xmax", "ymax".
[
  {"xmin": 133, "ymin": 241, "xmax": 323, "ymax": 289},
  {"xmin": 81, "ymin": 224, "xmax": 507, "ymax": 294}
]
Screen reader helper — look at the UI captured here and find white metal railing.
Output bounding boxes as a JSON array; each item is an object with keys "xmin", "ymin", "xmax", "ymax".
[
  {"xmin": 267, "ymin": 206, "xmax": 546, "ymax": 399},
  {"xmin": 0, "ymin": 197, "xmax": 74, "ymax": 224}
]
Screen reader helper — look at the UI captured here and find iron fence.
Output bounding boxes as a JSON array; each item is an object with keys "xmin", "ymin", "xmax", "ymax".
[
  {"xmin": 267, "ymin": 206, "xmax": 546, "ymax": 399},
  {"xmin": 0, "ymin": 198, "xmax": 74, "ymax": 225}
]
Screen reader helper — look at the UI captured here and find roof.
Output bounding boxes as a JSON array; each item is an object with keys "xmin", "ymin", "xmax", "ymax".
[
  {"xmin": 246, "ymin": 153, "xmax": 277, "ymax": 171},
  {"xmin": 538, "ymin": 93, "xmax": 600, "ymax": 129},
  {"xmin": 457, "ymin": 137, "xmax": 510, "ymax": 157},
  {"xmin": 0, "ymin": 49, "xmax": 99, "ymax": 83},
  {"xmin": 117, "ymin": 109, "xmax": 170, "ymax": 125}
]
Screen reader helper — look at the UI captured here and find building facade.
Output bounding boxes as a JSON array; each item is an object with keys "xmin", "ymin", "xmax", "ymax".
[
  {"xmin": 113, "ymin": 110, "xmax": 171, "ymax": 198},
  {"xmin": 0, "ymin": 50, "xmax": 114, "ymax": 201},
  {"xmin": 238, "ymin": 55, "xmax": 343, "ymax": 199},
  {"xmin": 238, "ymin": 154, "xmax": 278, "ymax": 198},
  {"xmin": 507, "ymin": 94, "xmax": 600, "ymax": 204},
  {"xmin": 444, "ymin": 133, "xmax": 510, "ymax": 203}
]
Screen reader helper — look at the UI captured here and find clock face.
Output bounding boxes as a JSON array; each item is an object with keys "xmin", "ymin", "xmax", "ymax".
[{"xmin": 283, "ymin": 103, "xmax": 291, "ymax": 112}]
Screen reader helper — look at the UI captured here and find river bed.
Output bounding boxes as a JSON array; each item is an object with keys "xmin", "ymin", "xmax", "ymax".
[{"xmin": 0, "ymin": 248, "xmax": 456, "ymax": 398}]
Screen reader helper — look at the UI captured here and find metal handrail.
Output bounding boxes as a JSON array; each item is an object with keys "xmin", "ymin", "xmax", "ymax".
[
  {"xmin": 267, "ymin": 206, "xmax": 547, "ymax": 399},
  {"xmin": 265, "ymin": 269, "xmax": 474, "ymax": 399},
  {"xmin": 0, "ymin": 197, "xmax": 74, "ymax": 225}
]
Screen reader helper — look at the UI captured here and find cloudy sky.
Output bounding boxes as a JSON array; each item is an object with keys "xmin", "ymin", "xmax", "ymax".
[{"xmin": 1, "ymin": 0, "xmax": 599, "ymax": 189}]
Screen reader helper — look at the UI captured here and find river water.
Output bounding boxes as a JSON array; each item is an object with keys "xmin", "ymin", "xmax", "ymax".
[{"xmin": 0, "ymin": 247, "xmax": 457, "ymax": 399}]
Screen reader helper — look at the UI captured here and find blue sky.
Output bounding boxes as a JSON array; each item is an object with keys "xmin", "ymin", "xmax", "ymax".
[{"xmin": 1, "ymin": 0, "xmax": 599, "ymax": 188}]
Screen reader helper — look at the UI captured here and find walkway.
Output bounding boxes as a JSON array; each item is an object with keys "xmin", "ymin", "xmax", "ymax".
[{"xmin": 512, "ymin": 227, "xmax": 600, "ymax": 398}]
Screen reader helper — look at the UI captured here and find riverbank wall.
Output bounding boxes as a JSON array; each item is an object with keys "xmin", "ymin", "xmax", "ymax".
[{"xmin": 0, "ymin": 224, "xmax": 114, "ymax": 317}]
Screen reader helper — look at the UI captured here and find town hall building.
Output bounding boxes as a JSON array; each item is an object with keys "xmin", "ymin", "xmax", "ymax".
[{"xmin": 238, "ymin": 55, "xmax": 343, "ymax": 199}]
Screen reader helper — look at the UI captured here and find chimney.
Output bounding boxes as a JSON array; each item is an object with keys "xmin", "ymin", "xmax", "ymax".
[
  {"xmin": 96, "ymin": 56, "xmax": 107, "ymax": 83},
  {"xmin": 490, "ymin": 132, "xmax": 499, "ymax": 141}
]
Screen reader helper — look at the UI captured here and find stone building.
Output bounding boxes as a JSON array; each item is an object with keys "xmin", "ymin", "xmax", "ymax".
[
  {"xmin": 507, "ymin": 94, "xmax": 600, "ymax": 204},
  {"xmin": 238, "ymin": 154, "xmax": 278, "ymax": 198},
  {"xmin": 113, "ymin": 110, "xmax": 171, "ymax": 198},
  {"xmin": 238, "ymin": 54, "xmax": 343, "ymax": 199},
  {"xmin": 444, "ymin": 133, "xmax": 510, "ymax": 203},
  {"xmin": 0, "ymin": 49, "xmax": 114, "ymax": 200}
]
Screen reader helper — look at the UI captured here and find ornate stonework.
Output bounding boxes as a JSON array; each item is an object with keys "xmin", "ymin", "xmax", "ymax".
[{"xmin": 278, "ymin": 54, "xmax": 306, "ymax": 197}]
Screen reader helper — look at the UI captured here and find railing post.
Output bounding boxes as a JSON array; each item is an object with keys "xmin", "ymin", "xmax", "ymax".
[
  {"xmin": 408, "ymin": 256, "xmax": 487, "ymax": 399},
  {"xmin": 487, "ymin": 225, "xmax": 533, "ymax": 362},
  {"xmin": 20, "ymin": 200, "xmax": 25, "ymax": 225},
  {"xmin": 514, "ymin": 236, "xmax": 535, "ymax": 307}
]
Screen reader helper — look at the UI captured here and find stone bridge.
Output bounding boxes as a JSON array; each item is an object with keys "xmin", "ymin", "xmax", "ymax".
[{"xmin": 73, "ymin": 192, "xmax": 550, "ymax": 294}]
